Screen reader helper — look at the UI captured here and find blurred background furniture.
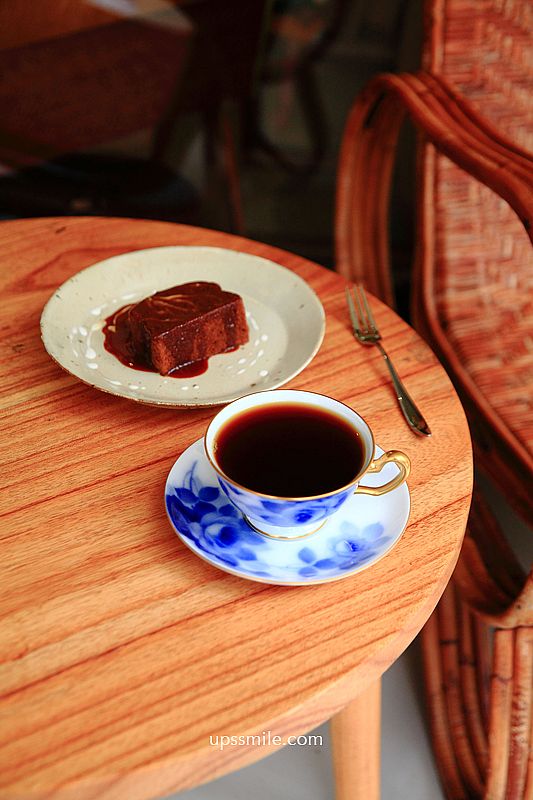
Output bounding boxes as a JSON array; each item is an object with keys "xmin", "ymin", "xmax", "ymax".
[
  {"xmin": 0, "ymin": 0, "xmax": 419, "ymax": 249},
  {"xmin": 0, "ymin": 0, "xmax": 271, "ymax": 232},
  {"xmin": 243, "ymin": 0, "xmax": 418, "ymax": 178},
  {"xmin": 244, "ymin": 0, "xmax": 349, "ymax": 174},
  {"xmin": 155, "ymin": 0, "xmax": 272, "ymax": 232},
  {"xmin": 335, "ymin": 0, "xmax": 533, "ymax": 796},
  {"xmin": 238, "ymin": 0, "xmax": 420, "ymax": 267},
  {"xmin": 0, "ymin": 0, "xmax": 198, "ymax": 224}
]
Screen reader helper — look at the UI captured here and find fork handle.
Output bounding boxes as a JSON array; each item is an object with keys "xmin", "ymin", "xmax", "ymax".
[{"xmin": 376, "ymin": 342, "xmax": 432, "ymax": 436}]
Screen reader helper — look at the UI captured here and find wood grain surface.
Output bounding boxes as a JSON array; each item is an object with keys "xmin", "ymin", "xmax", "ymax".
[{"xmin": 0, "ymin": 217, "xmax": 472, "ymax": 800}]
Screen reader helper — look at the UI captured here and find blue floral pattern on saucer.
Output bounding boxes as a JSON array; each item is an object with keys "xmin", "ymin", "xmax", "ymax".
[{"xmin": 165, "ymin": 439, "xmax": 410, "ymax": 586}]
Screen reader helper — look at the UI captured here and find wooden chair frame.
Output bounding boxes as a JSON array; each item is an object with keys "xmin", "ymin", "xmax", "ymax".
[
  {"xmin": 335, "ymin": 70, "xmax": 533, "ymax": 798},
  {"xmin": 336, "ymin": 70, "xmax": 533, "ymax": 520}
]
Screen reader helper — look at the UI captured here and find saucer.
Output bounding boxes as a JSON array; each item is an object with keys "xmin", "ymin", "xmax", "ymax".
[{"xmin": 165, "ymin": 439, "xmax": 411, "ymax": 586}]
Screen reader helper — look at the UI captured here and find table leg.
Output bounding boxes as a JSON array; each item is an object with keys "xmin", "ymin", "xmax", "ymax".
[{"xmin": 330, "ymin": 679, "xmax": 381, "ymax": 800}]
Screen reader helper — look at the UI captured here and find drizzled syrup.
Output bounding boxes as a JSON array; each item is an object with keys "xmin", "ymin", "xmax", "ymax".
[{"xmin": 102, "ymin": 303, "xmax": 209, "ymax": 378}]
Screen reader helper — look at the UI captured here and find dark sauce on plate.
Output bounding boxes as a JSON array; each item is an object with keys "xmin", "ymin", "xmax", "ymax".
[{"xmin": 102, "ymin": 303, "xmax": 209, "ymax": 378}]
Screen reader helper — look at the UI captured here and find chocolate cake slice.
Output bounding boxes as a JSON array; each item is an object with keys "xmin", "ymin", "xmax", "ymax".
[{"xmin": 128, "ymin": 281, "xmax": 249, "ymax": 374}]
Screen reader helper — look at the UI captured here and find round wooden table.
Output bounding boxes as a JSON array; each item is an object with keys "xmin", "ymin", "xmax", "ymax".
[{"xmin": 0, "ymin": 217, "xmax": 472, "ymax": 800}]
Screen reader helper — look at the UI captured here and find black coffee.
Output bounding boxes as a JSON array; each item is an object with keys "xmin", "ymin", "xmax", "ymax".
[{"xmin": 214, "ymin": 402, "xmax": 365, "ymax": 497}]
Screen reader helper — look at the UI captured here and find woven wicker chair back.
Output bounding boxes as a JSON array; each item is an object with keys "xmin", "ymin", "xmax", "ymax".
[{"xmin": 420, "ymin": 0, "xmax": 533, "ymax": 513}]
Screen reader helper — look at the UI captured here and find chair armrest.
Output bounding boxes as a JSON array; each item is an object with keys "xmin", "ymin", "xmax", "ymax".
[{"xmin": 335, "ymin": 70, "xmax": 533, "ymax": 305}]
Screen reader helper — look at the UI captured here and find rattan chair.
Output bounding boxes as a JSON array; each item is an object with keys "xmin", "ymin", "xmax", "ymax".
[{"xmin": 335, "ymin": 0, "xmax": 532, "ymax": 797}]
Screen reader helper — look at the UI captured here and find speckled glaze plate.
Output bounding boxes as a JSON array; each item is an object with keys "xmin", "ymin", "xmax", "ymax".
[
  {"xmin": 165, "ymin": 439, "xmax": 411, "ymax": 586},
  {"xmin": 40, "ymin": 246, "xmax": 325, "ymax": 407}
]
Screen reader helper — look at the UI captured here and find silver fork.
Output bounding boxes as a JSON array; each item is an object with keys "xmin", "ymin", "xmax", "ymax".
[{"xmin": 345, "ymin": 284, "xmax": 431, "ymax": 437}]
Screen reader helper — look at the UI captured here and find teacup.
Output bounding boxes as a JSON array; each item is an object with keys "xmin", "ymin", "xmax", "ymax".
[{"xmin": 205, "ymin": 389, "xmax": 410, "ymax": 539}]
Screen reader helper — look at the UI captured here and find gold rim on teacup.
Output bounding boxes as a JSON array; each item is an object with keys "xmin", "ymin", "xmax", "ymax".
[{"xmin": 204, "ymin": 389, "xmax": 410, "ymax": 502}]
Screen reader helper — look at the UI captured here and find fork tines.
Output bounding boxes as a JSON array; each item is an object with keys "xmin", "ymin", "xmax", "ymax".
[{"xmin": 345, "ymin": 284, "xmax": 377, "ymax": 335}]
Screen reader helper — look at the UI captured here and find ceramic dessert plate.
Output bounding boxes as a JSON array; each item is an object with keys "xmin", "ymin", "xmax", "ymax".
[
  {"xmin": 40, "ymin": 246, "xmax": 325, "ymax": 407},
  {"xmin": 165, "ymin": 439, "xmax": 411, "ymax": 586}
]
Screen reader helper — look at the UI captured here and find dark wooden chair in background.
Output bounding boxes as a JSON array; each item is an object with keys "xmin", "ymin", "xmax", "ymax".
[
  {"xmin": 156, "ymin": 0, "xmax": 272, "ymax": 232},
  {"xmin": 0, "ymin": 1, "xmax": 200, "ymax": 223},
  {"xmin": 244, "ymin": 0, "xmax": 348, "ymax": 175},
  {"xmin": 335, "ymin": 0, "xmax": 532, "ymax": 796},
  {"xmin": 0, "ymin": 0, "xmax": 271, "ymax": 233}
]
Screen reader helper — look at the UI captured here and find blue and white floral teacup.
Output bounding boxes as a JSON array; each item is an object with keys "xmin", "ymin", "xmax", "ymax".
[{"xmin": 205, "ymin": 390, "xmax": 410, "ymax": 539}]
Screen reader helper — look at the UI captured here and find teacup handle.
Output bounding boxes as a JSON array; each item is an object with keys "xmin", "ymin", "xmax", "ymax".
[{"xmin": 355, "ymin": 450, "xmax": 411, "ymax": 496}]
